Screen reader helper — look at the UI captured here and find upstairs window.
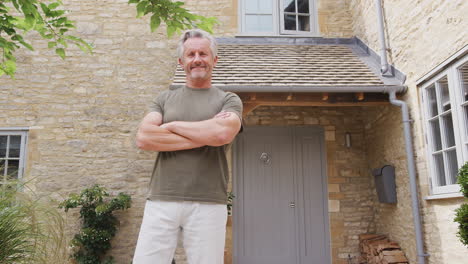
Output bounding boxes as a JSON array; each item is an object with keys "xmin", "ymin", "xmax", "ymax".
[
  {"xmin": 240, "ymin": 0, "xmax": 318, "ymax": 35},
  {"xmin": 420, "ymin": 54, "xmax": 468, "ymax": 195},
  {"xmin": 0, "ymin": 130, "xmax": 28, "ymax": 186}
]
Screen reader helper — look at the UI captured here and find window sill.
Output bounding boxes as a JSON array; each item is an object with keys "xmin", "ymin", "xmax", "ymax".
[{"xmin": 424, "ymin": 192, "xmax": 464, "ymax": 200}]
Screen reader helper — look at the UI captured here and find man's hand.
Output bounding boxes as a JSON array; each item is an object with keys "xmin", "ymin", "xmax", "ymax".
[{"xmin": 162, "ymin": 111, "xmax": 242, "ymax": 147}]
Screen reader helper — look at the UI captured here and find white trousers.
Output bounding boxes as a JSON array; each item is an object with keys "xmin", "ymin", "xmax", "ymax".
[{"xmin": 133, "ymin": 200, "xmax": 227, "ymax": 264}]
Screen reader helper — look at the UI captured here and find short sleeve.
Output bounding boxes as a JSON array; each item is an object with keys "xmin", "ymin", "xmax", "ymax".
[
  {"xmin": 221, "ymin": 92, "xmax": 243, "ymax": 120},
  {"xmin": 150, "ymin": 90, "xmax": 168, "ymax": 115}
]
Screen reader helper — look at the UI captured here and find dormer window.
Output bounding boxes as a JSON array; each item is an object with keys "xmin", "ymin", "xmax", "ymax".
[{"xmin": 240, "ymin": 0, "xmax": 318, "ymax": 36}]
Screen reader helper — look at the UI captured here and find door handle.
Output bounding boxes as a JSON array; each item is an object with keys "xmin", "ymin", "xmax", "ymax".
[{"xmin": 260, "ymin": 152, "xmax": 271, "ymax": 164}]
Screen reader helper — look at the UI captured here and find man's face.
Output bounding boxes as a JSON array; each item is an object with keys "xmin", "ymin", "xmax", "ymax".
[{"xmin": 178, "ymin": 38, "xmax": 218, "ymax": 83}]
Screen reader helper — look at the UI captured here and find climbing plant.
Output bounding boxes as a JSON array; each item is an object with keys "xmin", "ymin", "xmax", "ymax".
[
  {"xmin": 454, "ymin": 162, "xmax": 468, "ymax": 246},
  {"xmin": 59, "ymin": 185, "xmax": 132, "ymax": 264}
]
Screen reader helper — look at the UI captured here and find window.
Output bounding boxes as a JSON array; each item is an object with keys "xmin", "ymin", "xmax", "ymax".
[
  {"xmin": 240, "ymin": 0, "xmax": 318, "ymax": 35},
  {"xmin": 421, "ymin": 54, "xmax": 468, "ymax": 194},
  {"xmin": 0, "ymin": 130, "xmax": 28, "ymax": 186}
]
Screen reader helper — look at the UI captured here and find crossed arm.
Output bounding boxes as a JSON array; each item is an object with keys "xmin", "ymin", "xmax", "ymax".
[{"xmin": 136, "ymin": 111, "xmax": 242, "ymax": 152}]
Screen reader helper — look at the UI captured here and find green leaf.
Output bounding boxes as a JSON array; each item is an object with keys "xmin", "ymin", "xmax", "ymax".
[
  {"xmin": 18, "ymin": 40, "xmax": 33, "ymax": 51},
  {"xmin": 24, "ymin": 15, "xmax": 36, "ymax": 30},
  {"xmin": 136, "ymin": 1, "xmax": 148, "ymax": 18},
  {"xmin": 55, "ymin": 48, "xmax": 65, "ymax": 59},
  {"xmin": 44, "ymin": 33, "xmax": 54, "ymax": 39},
  {"xmin": 48, "ymin": 2, "xmax": 61, "ymax": 10},
  {"xmin": 57, "ymin": 38, "xmax": 68, "ymax": 48},
  {"xmin": 48, "ymin": 41, "xmax": 57, "ymax": 48},
  {"xmin": 167, "ymin": 25, "xmax": 176, "ymax": 37},
  {"xmin": 150, "ymin": 13, "xmax": 161, "ymax": 32},
  {"xmin": 40, "ymin": 3, "xmax": 51, "ymax": 16},
  {"xmin": 5, "ymin": 60, "xmax": 16, "ymax": 75}
]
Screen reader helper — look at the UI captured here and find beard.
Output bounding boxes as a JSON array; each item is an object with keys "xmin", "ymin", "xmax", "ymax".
[{"xmin": 187, "ymin": 66, "xmax": 211, "ymax": 80}]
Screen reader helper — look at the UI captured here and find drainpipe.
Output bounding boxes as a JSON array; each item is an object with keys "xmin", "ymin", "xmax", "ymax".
[
  {"xmin": 375, "ymin": 0, "xmax": 392, "ymax": 76},
  {"xmin": 388, "ymin": 91, "xmax": 428, "ymax": 264}
]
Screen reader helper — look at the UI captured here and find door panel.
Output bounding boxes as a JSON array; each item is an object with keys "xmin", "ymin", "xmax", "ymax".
[
  {"xmin": 234, "ymin": 127, "xmax": 330, "ymax": 264},
  {"xmin": 294, "ymin": 130, "xmax": 330, "ymax": 263},
  {"xmin": 238, "ymin": 130, "xmax": 297, "ymax": 264}
]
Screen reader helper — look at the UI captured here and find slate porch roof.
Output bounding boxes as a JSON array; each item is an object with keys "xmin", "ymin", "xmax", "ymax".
[{"xmin": 171, "ymin": 37, "xmax": 405, "ymax": 91}]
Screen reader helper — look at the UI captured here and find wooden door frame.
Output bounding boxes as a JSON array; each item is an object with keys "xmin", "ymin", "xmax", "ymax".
[{"xmin": 232, "ymin": 126, "xmax": 331, "ymax": 264}]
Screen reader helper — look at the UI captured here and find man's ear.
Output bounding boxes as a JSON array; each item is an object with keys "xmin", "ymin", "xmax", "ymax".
[
  {"xmin": 178, "ymin": 58, "xmax": 184, "ymax": 67},
  {"xmin": 213, "ymin": 56, "xmax": 218, "ymax": 66}
]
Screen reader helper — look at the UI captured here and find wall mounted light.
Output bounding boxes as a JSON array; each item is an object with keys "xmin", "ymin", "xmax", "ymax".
[{"xmin": 345, "ymin": 132, "xmax": 352, "ymax": 148}]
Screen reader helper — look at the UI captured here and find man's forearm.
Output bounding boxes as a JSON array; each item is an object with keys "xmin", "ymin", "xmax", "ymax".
[
  {"xmin": 136, "ymin": 124, "xmax": 204, "ymax": 151},
  {"xmin": 162, "ymin": 114, "xmax": 239, "ymax": 147}
]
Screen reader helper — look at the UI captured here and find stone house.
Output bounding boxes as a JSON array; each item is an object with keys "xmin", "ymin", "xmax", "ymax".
[{"xmin": 0, "ymin": 0, "xmax": 467, "ymax": 263}]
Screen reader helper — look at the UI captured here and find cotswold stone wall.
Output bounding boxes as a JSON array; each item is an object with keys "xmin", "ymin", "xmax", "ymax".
[
  {"xmin": 350, "ymin": 0, "xmax": 468, "ymax": 263},
  {"xmin": 243, "ymin": 106, "xmax": 376, "ymax": 264}
]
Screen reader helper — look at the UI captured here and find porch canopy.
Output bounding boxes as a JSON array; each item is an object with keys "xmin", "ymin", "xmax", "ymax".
[{"xmin": 171, "ymin": 37, "xmax": 406, "ymax": 116}]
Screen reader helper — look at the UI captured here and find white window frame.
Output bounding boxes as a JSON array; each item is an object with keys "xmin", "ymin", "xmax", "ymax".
[
  {"xmin": 239, "ymin": 0, "xmax": 319, "ymax": 36},
  {"xmin": 420, "ymin": 54, "xmax": 468, "ymax": 195},
  {"xmin": 0, "ymin": 129, "xmax": 28, "ymax": 184}
]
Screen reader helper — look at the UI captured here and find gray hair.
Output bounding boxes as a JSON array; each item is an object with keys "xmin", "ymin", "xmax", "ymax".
[{"xmin": 177, "ymin": 29, "xmax": 218, "ymax": 59}]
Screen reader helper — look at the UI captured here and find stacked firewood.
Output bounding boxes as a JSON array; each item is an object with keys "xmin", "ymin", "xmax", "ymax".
[{"xmin": 359, "ymin": 234, "xmax": 409, "ymax": 264}]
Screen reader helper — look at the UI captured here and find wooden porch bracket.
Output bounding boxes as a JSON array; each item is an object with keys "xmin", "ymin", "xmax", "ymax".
[
  {"xmin": 356, "ymin": 92, "xmax": 365, "ymax": 101},
  {"xmin": 322, "ymin": 93, "xmax": 329, "ymax": 101},
  {"xmin": 242, "ymin": 103, "xmax": 260, "ymax": 117}
]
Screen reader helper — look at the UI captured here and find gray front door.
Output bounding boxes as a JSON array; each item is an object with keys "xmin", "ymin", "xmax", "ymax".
[{"xmin": 233, "ymin": 126, "xmax": 330, "ymax": 264}]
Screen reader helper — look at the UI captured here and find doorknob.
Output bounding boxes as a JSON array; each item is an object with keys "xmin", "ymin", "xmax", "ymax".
[{"xmin": 260, "ymin": 152, "xmax": 271, "ymax": 164}]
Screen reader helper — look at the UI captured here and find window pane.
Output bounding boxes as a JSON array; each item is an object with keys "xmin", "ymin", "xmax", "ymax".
[
  {"xmin": 245, "ymin": 0, "xmax": 258, "ymax": 13},
  {"xmin": 9, "ymin": 136, "xmax": 21, "ymax": 158},
  {"xmin": 459, "ymin": 62, "xmax": 468, "ymax": 102},
  {"xmin": 439, "ymin": 77, "xmax": 451, "ymax": 111},
  {"xmin": 284, "ymin": 0, "xmax": 296, "ymax": 12},
  {"xmin": 258, "ymin": 0, "xmax": 273, "ymax": 13},
  {"xmin": 0, "ymin": 160, "xmax": 4, "ymax": 178},
  {"xmin": 426, "ymin": 84, "xmax": 438, "ymax": 117},
  {"xmin": 245, "ymin": 15, "xmax": 273, "ymax": 32},
  {"xmin": 434, "ymin": 153, "xmax": 446, "ymax": 186},
  {"xmin": 246, "ymin": 0, "xmax": 273, "ymax": 13},
  {"xmin": 446, "ymin": 150, "xmax": 458, "ymax": 185},
  {"xmin": 430, "ymin": 119, "xmax": 442, "ymax": 151},
  {"xmin": 258, "ymin": 15, "xmax": 274, "ymax": 31},
  {"xmin": 298, "ymin": 0, "xmax": 309, "ymax": 13},
  {"xmin": 442, "ymin": 113, "xmax": 455, "ymax": 147},
  {"xmin": 298, "ymin": 15, "xmax": 310, "ymax": 31},
  {"xmin": 7, "ymin": 159, "xmax": 19, "ymax": 180},
  {"xmin": 0, "ymin": 136, "xmax": 6, "ymax": 157},
  {"xmin": 284, "ymin": 14, "xmax": 296, "ymax": 30}
]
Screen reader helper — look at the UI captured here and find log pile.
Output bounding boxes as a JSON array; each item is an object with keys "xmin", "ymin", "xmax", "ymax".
[{"xmin": 359, "ymin": 234, "xmax": 409, "ymax": 264}]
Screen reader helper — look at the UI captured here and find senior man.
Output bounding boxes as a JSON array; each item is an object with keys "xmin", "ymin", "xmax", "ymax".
[{"xmin": 133, "ymin": 29, "xmax": 243, "ymax": 264}]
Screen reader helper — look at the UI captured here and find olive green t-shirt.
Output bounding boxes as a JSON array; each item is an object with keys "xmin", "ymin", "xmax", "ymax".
[{"xmin": 147, "ymin": 86, "xmax": 243, "ymax": 204}]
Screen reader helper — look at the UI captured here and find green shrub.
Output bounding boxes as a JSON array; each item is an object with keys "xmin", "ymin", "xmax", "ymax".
[
  {"xmin": 60, "ymin": 185, "xmax": 131, "ymax": 264},
  {"xmin": 455, "ymin": 162, "xmax": 468, "ymax": 247},
  {"xmin": 0, "ymin": 182, "xmax": 69, "ymax": 264},
  {"xmin": 457, "ymin": 162, "xmax": 468, "ymax": 197},
  {"xmin": 455, "ymin": 203, "xmax": 468, "ymax": 246}
]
